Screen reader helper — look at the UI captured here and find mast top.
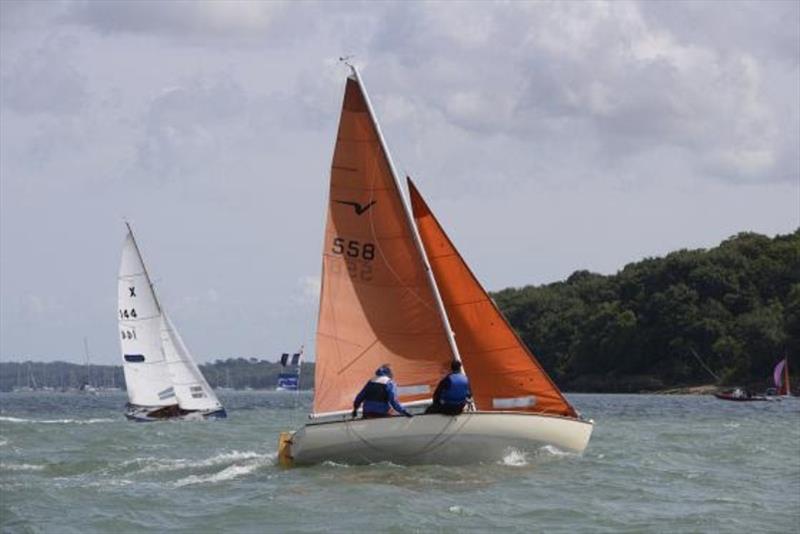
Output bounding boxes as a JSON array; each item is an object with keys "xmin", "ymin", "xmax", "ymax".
[{"xmin": 338, "ymin": 56, "xmax": 357, "ymax": 77}]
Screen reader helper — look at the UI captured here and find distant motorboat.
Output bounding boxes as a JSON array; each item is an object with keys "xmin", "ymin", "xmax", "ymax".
[
  {"xmin": 118, "ymin": 223, "xmax": 226, "ymax": 422},
  {"xmin": 714, "ymin": 357, "xmax": 793, "ymax": 402},
  {"xmin": 714, "ymin": 388, "xmax": 770, "ymax": 402}
]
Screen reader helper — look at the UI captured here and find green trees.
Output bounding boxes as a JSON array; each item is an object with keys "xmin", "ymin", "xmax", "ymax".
[{"xmin": 493, "ymin": 230, "xmax": 799, "ymax": 391}]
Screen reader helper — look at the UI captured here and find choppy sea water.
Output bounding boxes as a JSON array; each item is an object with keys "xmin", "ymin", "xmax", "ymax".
[{"xmin": 1, "ymin": 392, "xmax": 798, "ymax": 533}]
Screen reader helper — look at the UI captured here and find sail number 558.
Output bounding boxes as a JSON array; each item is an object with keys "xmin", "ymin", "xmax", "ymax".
[{"xmin": 332, "ymin": 238, "xmax": 375, "ymax": 260}]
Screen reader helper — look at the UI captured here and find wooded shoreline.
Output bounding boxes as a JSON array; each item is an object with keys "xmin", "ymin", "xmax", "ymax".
[{"xmin": 3, "ymin": 230, "xmax": 796, "ymax": 395}]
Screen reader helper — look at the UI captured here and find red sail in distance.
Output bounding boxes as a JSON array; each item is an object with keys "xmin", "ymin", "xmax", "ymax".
[{"xmin": 409, "ymin": 178, "xmax": 577, "ymax": 418}]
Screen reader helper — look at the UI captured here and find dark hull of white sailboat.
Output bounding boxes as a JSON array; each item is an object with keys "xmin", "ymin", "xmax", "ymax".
[
  {"xmin": 124, "ymin": 404, "xmax": 227, "ymax": 422},
  {"xmin": 288, "ymin": 412, "xmax": 593, "ymax": 465}
]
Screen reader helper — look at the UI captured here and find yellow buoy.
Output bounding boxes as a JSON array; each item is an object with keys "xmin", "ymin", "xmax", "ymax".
[{"xmin": 278, "ymin": 431, "xmax": 295, "ymax": 468}]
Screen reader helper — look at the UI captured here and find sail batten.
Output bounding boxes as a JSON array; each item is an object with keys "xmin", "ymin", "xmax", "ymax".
[{"xmin": 408, "ymin": 179, "xmax": 577, "ymax": 418}]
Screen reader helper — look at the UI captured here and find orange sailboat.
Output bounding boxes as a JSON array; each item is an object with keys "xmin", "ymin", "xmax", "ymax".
[{"xmin": 281, "ymin": 65, "xmax": 593, "ymax": 465}]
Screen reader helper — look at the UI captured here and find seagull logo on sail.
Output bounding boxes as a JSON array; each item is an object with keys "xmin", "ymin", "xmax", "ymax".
[{"xmin": 334, "ymin": 200, "xmax": 376, "ymax": 215}]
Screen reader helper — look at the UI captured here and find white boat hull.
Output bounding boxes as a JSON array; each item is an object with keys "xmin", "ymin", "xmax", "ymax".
[
  {"xmin": 124, "ymin": 404, "xmax": 227, "ymax": 422},
  {"xmin": 288, "ymin": 412, "xmax": 593, "ymax": 465}
]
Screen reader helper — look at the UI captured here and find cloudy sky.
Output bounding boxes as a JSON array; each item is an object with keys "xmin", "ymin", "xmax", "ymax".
[{"xmin": 1, "ymin": 0, "xmax": 798, "ymax": 365}]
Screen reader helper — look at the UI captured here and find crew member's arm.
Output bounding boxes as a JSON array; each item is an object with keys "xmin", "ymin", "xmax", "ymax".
[
  {"xmin": 352, "ymin": 383, "xmax": 367, "ymax": 417},
  {"xmin": 387, "ymin": 382, "xmax": 413, "ymax": 417},
  {"xmin": 432, "ymin": 375, "xmax": 450, "ymax": 404}
]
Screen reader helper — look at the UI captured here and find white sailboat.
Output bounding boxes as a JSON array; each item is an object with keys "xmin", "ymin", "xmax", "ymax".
[
  {"xmin": 279, "ymin": 65, "xmax": 592, "ymax": 466},
  {"xmin": 118, "ymin": 223, "xmax": 226, "ymax": 421}
]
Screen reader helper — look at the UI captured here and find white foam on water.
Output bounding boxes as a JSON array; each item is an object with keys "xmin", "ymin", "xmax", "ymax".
[
  {"xmin": 172, "ymin": 453, "xmax": 275, "ymax": 487},
  {"xmin": 0, "ymin": 462, "xmax": 46, "ymax": 472},
  {"xmin": 500, "ymin": 449, "xmax": 529, "ymax": 466},
  {"xmin": 137, "ymin": 450, "xmax": 265, "ymax": 474},
  {"xmin": 321, "ymin": 460, "xmax": 351, "ymax": 468},
  {"xmin": 448, "ymin": 505, "xmax": 463, "ymax": 514},
  {"xmin": 539, "ymin": 444, "xmax": 573, "ymax": 457},
  {"xmin": 723, "ymin": 422, "xmax": 741, "ymax": 428},
  {"xmin": 0, "ymin": 438, "xmax": 8, "ymax": 447},
  {"xmin": 372, "ymin": 461, "xmax": 406, "ymax": 469},
  {"xmin": 0, "ymin": 416, "xmax": 115, "ymax": 425}
]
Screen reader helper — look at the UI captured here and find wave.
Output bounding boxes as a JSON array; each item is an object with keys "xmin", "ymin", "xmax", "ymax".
[
  {"xmin": 134, "ymin": 450, "xmax": 268, "ymax": 474},
  {"xmin": 539, "ymin": 444, "xmax": 574, "ymax": 457},
  {"xmin": 498, "ymin": 445, "xmax": 575, "ymax": 466},
  {"xmin": 0, "ymin": 416, "xmax": 116, "ymax": 425},
  {"xmin": 321, "ymin": 460, "xmax": 351, "ymax": 468},
  {"xmin": 0, "ymin": 462, "xmax": 46, "ymax": 472},
  {"xmin": 172, "ymin": 453, "xmax": 276, "ymax": 487}
]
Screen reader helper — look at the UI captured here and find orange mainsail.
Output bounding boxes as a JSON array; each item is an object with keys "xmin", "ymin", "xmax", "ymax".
[
  {"xmin": 313, "ymin": 76, "xmax": 455, "ymax": 415},
  {"xmin": 409, "ymin": 179, "xmax": 577, "ymax": 418}
]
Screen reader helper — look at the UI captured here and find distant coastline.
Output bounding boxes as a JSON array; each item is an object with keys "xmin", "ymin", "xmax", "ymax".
[
  {"xmin": 0, "ymin": 361, "xmax": 784, "ymax": 396},
  {"xmin": 4, "ymin": 230, "xmax": 796, "ymax": 396},
  {"xmin": 0, "ymin": 359, "xmax": 315, "ymax": 392}
]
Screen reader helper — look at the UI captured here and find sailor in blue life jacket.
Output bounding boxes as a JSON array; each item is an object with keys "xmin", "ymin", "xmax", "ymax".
[
  {"xmin": 425, "ymin": 360, "xmax": 472, "ymax": 415},
  {"xmin": 352, "ymin": 365, "xmax": 413, "ymax": 419}
]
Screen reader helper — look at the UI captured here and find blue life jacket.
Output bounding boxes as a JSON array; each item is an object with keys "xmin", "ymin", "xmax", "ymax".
[
  {"xmin": 362, "ymin": 376, "xmax": 391, "ymax": 414},
  {"xmin": 440, "ymin": 373, "xmax": 470, "ymax": 405}
]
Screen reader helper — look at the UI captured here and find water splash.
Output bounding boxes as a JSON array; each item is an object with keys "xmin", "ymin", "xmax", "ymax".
[{"xmin": 500, "ymin": 449, "xmax": 529, "ymax": 466}]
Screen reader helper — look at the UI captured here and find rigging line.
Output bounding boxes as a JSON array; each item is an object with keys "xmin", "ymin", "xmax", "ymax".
[
  {"xmin": 337, "ymin": 338, "xmax": 380, "ymax": 376},
  {"xmin": 688, "ymin": 347, "xmax": 721, "ymax": 382}
]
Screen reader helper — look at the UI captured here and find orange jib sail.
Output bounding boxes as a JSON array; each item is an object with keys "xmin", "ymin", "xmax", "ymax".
[
  {"xmin": 313, "ymin": 77, "xmax": 454, "ymax": 415},
  {"xmin": 409, "ymin": 179, "xmax": 577, "ymax": 418}
]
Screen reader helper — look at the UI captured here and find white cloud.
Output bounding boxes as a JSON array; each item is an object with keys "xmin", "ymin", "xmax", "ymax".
[
  {"xmin": 0, "ymin": 0, "xmax": 796, "ymax": 363},
  {"xmin": 67, "ymin": 0, "xmax": 287, "ymax": 39},
  {"xmin": 0, "ymin": 35, "xmax": 87, "ymax": 116}
]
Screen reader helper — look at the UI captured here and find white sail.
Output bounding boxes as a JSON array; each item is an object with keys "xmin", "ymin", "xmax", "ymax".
[
  {"xmin": 160, "ymin": 313, "xmax": 223, "ymax": 412},
  {"xmin": 118, "ymin": 230, "xmax": 175, "ymax": 407}
]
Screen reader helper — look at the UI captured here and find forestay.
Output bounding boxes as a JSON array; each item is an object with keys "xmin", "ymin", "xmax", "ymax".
[{"xmin": 313, "ymin": 75, "xmax": 456, "ymax": 415}]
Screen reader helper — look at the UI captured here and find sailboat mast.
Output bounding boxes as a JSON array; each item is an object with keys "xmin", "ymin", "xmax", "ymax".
[
  {"xmin": 295, "ymin": 345, "xmax": 304, "ymax": 409},
  {"xmin": 83, "ymin": 337, "xmax": 91, "ymax": 387},
  {"xmin": 348, "ymin": 66, "xmax": 466, "ymax": 373},
  {"xmin": 125, "ymin": 222, "xmax": 162, "ymax": 313}
]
